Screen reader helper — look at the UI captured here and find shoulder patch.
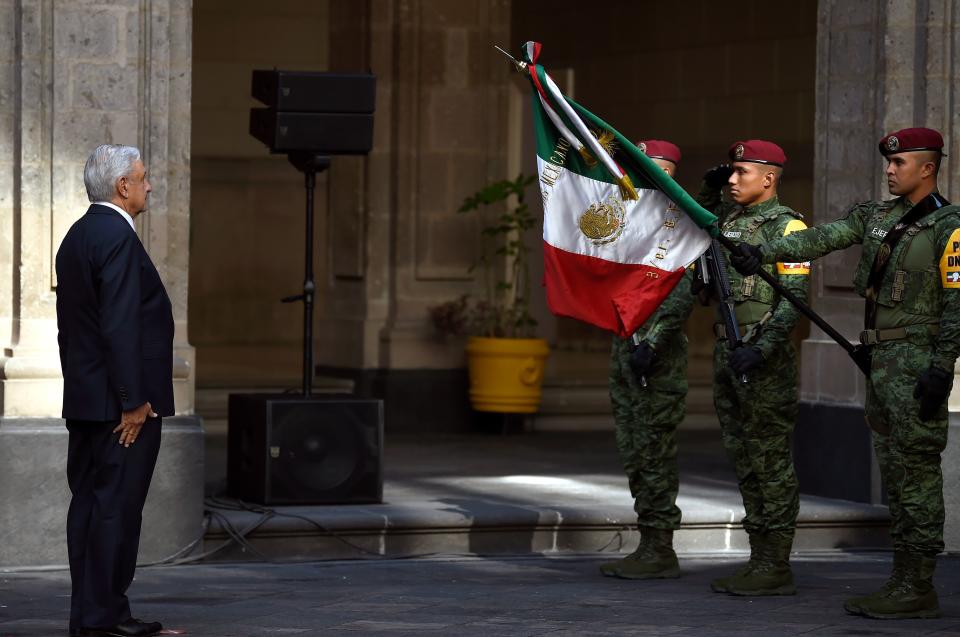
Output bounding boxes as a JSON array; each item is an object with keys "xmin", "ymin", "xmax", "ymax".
[
  {"xmin": 940, "ymin": 228, "xmax": 960, "ymax": 288},
  {"xmin": 777, "ymin": 219, "xmax": 811, "ymax": 275},
  {"xmin": 783, "ymin": 219, "xmax": 807, "ymax": 235}
]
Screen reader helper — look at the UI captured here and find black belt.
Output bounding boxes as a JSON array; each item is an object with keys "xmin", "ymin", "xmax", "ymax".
[{"xmin": 858, "ymin": 324, "xmax": 940, "ymax": 345}]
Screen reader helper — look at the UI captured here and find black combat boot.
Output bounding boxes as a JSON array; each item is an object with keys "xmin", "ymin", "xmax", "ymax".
[
  {"xmin": 725, "ymin": 533, "xmax": 796, "ymax": 596},
  {"xmin": 598, "ymin": 527, "xmax": 679, "ymax": 579},
  {"xmin": 843, "ymin": 551, "xmax": 908, "ymax": 614},
  {"xmin": 846, "ymin": 553, "xmax": 940, "ymax": 619},
  {"xmin": 710, "ymin": 532, "xmax": 763, "ymax": 593}
]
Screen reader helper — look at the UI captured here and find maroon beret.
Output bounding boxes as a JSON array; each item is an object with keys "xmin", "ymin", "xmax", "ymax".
[
  {"xmin": 638, "ymin": 139, "xmax": 681, "ymax": 165},
  {"xmin": 728, "ymin": 139, "xmax": 787, "ymax": 167},
  {"xmin": 879, "ymin": 127, "xmax": 944, "ymax": 155}
]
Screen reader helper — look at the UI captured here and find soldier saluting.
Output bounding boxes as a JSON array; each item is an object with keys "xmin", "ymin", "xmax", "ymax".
[
  {"xmin": 732, "ymin": 127, "xmax": 958, "ymax": 619},
  {"xmin": 698, "ymin": 140, "xmax": 811, "ymax": 597}
]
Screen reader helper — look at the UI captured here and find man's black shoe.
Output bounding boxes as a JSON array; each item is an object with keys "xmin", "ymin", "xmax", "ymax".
[{"xmin": 77, "ymin": 618, "xmax": 163, "ymax": 636}]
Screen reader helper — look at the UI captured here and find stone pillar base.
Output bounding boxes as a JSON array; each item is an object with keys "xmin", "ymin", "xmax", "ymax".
[
  {"xmin": 945, "ymin": 413, "xmax": 960, "ymax": 552},
  {"xmin": 794, "ymin": 401, "xmax": 877, "ymax": 504},
  {"xmin": 0, "ymin": 415, "xmax": 204, "ymax": 568}
]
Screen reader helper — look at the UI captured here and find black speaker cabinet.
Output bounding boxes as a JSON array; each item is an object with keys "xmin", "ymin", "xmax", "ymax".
[
  {"xmin": 249, "ymin": 109, "xmax": 374, "ymax": 153},
  {"xmin": 227, "ymin": 394, "xmax": 383, "ymax": 505},
  {"xmin": 251, "ymin": 70, "xmax": 376, "ymax": 113}
]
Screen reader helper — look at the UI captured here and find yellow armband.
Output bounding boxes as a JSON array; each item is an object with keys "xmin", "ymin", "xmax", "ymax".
[{"xmin": 777, "ymin": 219, "xmax": 811, "ymax": 275}]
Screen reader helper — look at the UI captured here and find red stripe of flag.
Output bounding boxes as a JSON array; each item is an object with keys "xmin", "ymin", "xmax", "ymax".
[{"xmin": 542, "ymin": 242, "xmax": 684, "ymax": 337}]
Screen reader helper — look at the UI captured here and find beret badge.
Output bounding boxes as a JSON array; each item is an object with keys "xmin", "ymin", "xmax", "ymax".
[
  {"xmin": 734, "ymin": 143, "xmax": 744, "ymax": 160},
  {"xmin": 886, "ymin": 136, "xmax": 900, "ymax": 152}
]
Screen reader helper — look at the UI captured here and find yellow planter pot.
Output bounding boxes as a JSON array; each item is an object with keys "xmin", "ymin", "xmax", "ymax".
[{"xmin": 465, "ymin": 336, "xmax": 550, "ymax": 413}]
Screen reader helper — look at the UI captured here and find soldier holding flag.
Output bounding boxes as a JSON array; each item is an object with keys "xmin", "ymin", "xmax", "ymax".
[
  {"xmin": 603, "ymin": 140, "xmax": 695, "ymax": 580},
  {"xmin": 732, "ymin": 127, "xmax": 960, "ymax": 619}
]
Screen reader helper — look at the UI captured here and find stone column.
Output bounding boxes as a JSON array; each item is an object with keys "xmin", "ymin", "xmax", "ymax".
[
  {"xmin": 0, "ymin": 0, "xmax": 202, "ymax": 567},
  {"xmin": 799, "ymin": 0, "xmax": 960, "ymax": 548},
  {"xmin": 320, "ymin": 0, "xmax": 513, "ymax": 430}
]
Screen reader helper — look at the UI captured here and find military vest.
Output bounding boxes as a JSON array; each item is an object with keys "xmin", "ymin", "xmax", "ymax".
[
  {"xmin": 720, "ymin": 202, "xmax": 803, "ymax": 324},
  {"xmin": 853, "ymin": 198, "xmax": 960, "ymax": 326}
]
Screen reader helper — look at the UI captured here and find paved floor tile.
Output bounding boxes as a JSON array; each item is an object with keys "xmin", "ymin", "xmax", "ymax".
[{"xmin": 2, "ymin": 553, "xmax": 960, "ymax": 636}]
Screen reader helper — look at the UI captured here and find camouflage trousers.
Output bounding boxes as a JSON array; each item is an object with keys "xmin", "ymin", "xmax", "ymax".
[
  {"xmin": 866, "ymin": 341, "xmax": 950, "ymax": 556},
  {"xmin": 713, "ymin": 341, "xmax": 799, "ymax": 539},
  {"xmin": 609, "ymin": 336, "xmax": 687, "ymax": 530}
]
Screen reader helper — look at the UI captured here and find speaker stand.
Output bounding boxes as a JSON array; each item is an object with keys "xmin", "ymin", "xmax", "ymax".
[{"xmin": 282, "ymin": 153, "xmax": 330, "ymax": 397}]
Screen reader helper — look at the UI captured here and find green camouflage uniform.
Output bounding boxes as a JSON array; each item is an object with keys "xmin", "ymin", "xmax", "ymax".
[
  {"xmin": 700, "ymin": 185, "xmax": 810, "ymax": 544},
  {"xmin": 762, "ymin": 195, "xmax": 960, "ymax": 557},
  {"xmin": 609, "ymin": 268, "xmax": 694, "ymax": 530}
]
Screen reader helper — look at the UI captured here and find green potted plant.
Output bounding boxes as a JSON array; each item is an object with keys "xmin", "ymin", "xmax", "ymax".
[{"xmin": 429, "ymin": 174, "xmax": 550, "ymax": 413}]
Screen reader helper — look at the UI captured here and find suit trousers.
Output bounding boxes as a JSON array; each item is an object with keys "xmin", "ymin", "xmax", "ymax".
[{"xmin": 66, "ymin": 417, "xmax": 162, "ymax": 630}]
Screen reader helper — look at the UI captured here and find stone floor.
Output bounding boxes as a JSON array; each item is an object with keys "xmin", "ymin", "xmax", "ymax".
[{"xmin": 2, "ymin": 553, "xmax": 960, "ymax": 636}]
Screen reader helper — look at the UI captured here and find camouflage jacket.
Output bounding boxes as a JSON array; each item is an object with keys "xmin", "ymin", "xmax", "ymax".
[
  {"xmin": 697, "ymin": 184, "xmax": 811, "ymax": 360},
  {"xmin": 762, "ymin": 194, "xmax": 960, "ymax": 372}
]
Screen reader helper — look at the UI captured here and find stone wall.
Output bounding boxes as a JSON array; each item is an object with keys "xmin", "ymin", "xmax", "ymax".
[
  {"xmin": 316, "ymin": 0, "xmax": 513, "ymax": 374},
  {"xmin": 0, "ymin": 0, "xmax": 194, "ymax": 417}
]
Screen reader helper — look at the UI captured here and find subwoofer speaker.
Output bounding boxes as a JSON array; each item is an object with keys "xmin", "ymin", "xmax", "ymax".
[{"xmin": 227, "ymin": 394, "xmax": 383, "ymax": 505}]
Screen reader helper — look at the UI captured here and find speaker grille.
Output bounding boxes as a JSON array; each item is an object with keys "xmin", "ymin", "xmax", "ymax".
[
  {"xmin": 271, "ymin": 402, "xmax": 367, "ymax": 496},
  {"xmin": 227, "ymin": 394, "xmax": 383, "ymax": 505}
]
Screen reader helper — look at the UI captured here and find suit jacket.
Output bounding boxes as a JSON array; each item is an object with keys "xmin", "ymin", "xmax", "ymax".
[{"xmin": 56, "ymin": 204, "xmax": 175, "ymax": 421}]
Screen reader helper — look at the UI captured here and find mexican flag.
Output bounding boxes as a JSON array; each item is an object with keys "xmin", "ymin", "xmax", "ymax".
[{"xmin": 520, "ymin": 41, "xmax": 718, "ymax": 337}]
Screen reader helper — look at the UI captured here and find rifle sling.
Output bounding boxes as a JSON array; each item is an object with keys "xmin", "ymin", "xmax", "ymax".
[{"xmin": 863, "ymin": 192, "xmax": 950, "ymax": 329}]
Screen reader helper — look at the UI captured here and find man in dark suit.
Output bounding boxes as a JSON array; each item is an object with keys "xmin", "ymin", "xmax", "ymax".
[{"xmin": 56, "ymin": 144, "xmax": 175, "ymax": 637}]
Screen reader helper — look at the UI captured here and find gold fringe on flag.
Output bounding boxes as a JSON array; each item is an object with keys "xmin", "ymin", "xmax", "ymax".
[
  {"xmin": 618, "ymin": 174, "xmax": 639, "ymax": 201},
  {"xmin": 578, "ymin": 145, "xmax": 597, "ymax": 167},
  {"xmin": 597, "ymin": 130, "xmax": 617, "ymax": 155}
]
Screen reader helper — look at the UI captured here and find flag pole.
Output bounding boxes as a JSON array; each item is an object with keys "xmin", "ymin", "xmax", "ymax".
[{"xmin": 713, "ymin": 234, "xmax": 870, "ymax": 375}]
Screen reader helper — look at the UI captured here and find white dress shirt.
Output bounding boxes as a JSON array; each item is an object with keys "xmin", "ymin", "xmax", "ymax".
[{"xmin": 93, "ymin": 201, "xmax": 136, "ymax": 231}]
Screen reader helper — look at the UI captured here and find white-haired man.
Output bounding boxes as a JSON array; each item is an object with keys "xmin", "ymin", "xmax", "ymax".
[{"xmin": 57, "ymin": 144, "xmax": 173, "ymax": 637}]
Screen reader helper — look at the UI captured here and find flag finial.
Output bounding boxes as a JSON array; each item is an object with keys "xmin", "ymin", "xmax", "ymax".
[{"xmin": 493, "ymin": 45, "xmax": 527, "ymax": 72}]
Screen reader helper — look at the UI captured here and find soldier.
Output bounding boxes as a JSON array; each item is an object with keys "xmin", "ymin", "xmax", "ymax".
[
  {"xmin": 731, "ymin": 127, "xmax": 957, "ymax": 619},
  {"xmin": 601, "ymin": 140, "xmax": 694, "ymax": 580},
  {"xmin": 698, "ymin": 140, "xmax": 810, "ymax": 596}
]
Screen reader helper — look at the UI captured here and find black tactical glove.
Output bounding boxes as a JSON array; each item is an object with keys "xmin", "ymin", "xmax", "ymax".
[
  {"xmin": 703, "ymin": 164, "xmax": 734, "ymax": 189},
  {"xmin": 629, "ymin": 341, "xmax": 656, "ymax": 380},
  {"xmin": 730, "ymin": 242, "xmax": 764, "ymax": 276},
  {"xmin": 914, "ymin": 366, "xmax": 953, "ymax": 421},
  {"xmin": 690, "ymin": 274, "xmax": 706, "ymax": 296},
  {"xmin": 728, "ymin": 345, "xmax": 764, "ymax": 375}
]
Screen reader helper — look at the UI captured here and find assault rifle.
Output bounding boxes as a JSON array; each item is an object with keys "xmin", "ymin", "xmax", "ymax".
[
  {"xmin": 714, "ymin": 235, "xmax": 872, "ymax": 376},
  {"xmin": 697, "ymin": 239, "xmax": 748, "ymax": 383}
]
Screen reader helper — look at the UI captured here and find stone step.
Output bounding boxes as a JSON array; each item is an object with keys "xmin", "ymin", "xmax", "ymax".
[
  {"xmin": 200, "ymin": 481, "xmax": 889, "ymax": 562},
  {"xmin": 198, "ymin": 429, "xmax": 886, "ymax": 564}
]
